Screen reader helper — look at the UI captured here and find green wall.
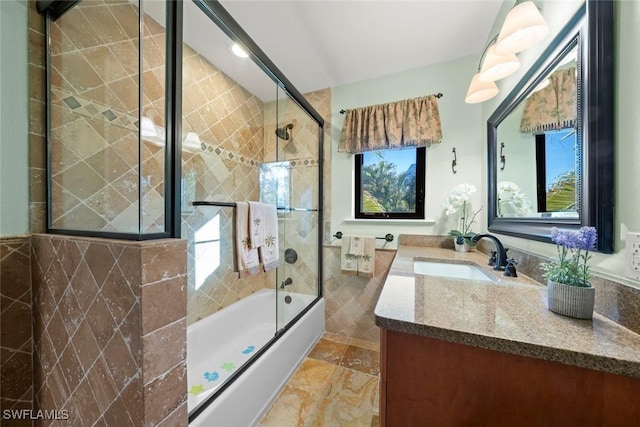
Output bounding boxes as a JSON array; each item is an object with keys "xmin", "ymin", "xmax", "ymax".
[{"xmin": 0, "ymin": 0, "xmax": 30, "ymax": 236}]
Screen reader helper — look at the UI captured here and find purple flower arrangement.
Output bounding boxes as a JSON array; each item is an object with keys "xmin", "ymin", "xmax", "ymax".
[{"xmin": 542, "ymin": 226, "xmax": 597, "ymax": 287}]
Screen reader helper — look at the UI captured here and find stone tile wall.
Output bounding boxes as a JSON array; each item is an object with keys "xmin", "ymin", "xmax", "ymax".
[
  {"xmin": 31, "ymin": 235, "xmax": 187, "ymax": 426},
  {"xmin": 180, "ymin": 40, "xmax": 268, "ymax": 325},
  {"xmin": 0, "ymin": 236, "xmax": 33, "ymax": 426},
  {"xmin": 323, "ymin": 246, "xmax": 396, "ymax": 343},
  {"xmin": 45, "ymin": 1, "xmax": 167, "ymax": 233}
]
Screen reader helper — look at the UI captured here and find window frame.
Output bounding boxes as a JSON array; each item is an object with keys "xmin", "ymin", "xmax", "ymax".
[{"xmin": 354, "ymin": 147, "xmax": 426, "ymax": 220}]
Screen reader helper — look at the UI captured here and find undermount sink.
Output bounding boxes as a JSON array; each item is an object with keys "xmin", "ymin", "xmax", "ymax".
[{"xmin": 413, "ymin": 260, "xmax": 495, "ymax": 282}]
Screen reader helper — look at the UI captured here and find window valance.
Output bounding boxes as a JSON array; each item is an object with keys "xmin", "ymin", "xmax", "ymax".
[
  {"xmin": 338, "ymin": 94, "xmax": 443, "ymax": 154},
  {"xmin": 520, "ymin": 66, "xmax": 576, "ymax": 134}
]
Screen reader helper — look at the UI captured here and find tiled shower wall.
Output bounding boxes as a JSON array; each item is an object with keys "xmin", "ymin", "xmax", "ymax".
[
  {"xmin": 31, "ymin": 235, "xmax": 187, "ymax": 426},
  {"xmin": 260, "ymin": 90, "xmax": 329, "ymax": 297},
  {"xmin": 0, "ymin": 236, "xmax": 33, "ymax": 425},
  {"xmin": 47, "ymin": 1, "xmax": 167, "ymax": 233},
  {"xmin": 180, "ymin": 42, "xmax": 269, "ymax": 325}
]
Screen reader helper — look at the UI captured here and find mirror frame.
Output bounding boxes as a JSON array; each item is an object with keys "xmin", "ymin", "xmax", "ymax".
[{"xmin": 487, "ymin": 0, "xmax": 614, "ymax": 253}]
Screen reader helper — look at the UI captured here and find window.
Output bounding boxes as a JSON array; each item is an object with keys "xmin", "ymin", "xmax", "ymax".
[
  {"xmin": 354, "ymin": 147, "xmax": 425, "ymax": 219},
  {"xmin": 535, "ymin": 129, "xmax": 576, "ymax": 213}
]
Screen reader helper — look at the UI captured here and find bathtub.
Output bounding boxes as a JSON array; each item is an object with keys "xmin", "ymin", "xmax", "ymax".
[{"xmin": 188, "ymin": 288, "xmax": 324, "ymax": 426}]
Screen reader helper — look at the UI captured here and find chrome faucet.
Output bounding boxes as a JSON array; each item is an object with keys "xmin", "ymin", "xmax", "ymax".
[{"xmin": 470, "ymin": 233, "xmax": 509, "ymax": 271}]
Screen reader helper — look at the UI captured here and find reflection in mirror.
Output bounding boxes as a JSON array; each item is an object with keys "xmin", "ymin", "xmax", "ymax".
[
  {"xmin": 496, "ymin": 41, "xmax": 579, "ymax": 219},
  {"xmin": 487, "ymin": 1, "xmax": 614, "ymax": 253}
]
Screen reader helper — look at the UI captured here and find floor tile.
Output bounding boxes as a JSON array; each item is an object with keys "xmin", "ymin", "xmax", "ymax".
[
  {"xmin": 286, "ymin": 358, "xmax": 337, "ymax": 397},
  {"xmin": 259, "ymin": 334, "xmax": 380, "ymax": 427},
  {"xmin": 307, "ymin": 338, "xmax": 348, "ymax": 365},
  {"xmin": 322, "ymin": 332, "xmax": 351, "ymax": 344},
  {"xmin": 348, "ymin": 337, "xmax": 380, "ymax": 352},
  {"xmin": 257, "ymin": 384, "xmax": 321, "ymax": 427},
  {"xmin": 308, "ymin": 397, "xmax": 375, "ymax": 427},
  {"xmin": 326, "ymin": 366, "xmax": 377, "ymax": 408},
  {"xmin": 340, "ymin": 345, "xmax": 380, "ymax": 376}
]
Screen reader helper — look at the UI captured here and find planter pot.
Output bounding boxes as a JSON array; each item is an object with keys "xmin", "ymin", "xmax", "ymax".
[
  {"xmin": 546, "ymin": 280, "xmax": 595, "ymax": 319},
  {"xmin": 454, "ymin": 240, "xmax": 475, "ymax": 252}
]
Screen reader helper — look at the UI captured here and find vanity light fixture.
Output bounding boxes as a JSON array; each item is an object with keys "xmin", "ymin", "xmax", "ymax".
[
  {"xmin": 494, "ymin": 0, "xmax": 549, "ymax": 56},
  {"xmin": 478, "ymin": 43, "xmax": 521, "ymax": 82},
  {"xmin": 231, "ymin": 42, "xmax": 249, "ymax": 58},
  {"xmin": 465, "ymin": 36, "xmax": 502, "ymax": 103},
  {"xmin": 465, "ymin": 72, "xmax": 499, "ymax": 104}
]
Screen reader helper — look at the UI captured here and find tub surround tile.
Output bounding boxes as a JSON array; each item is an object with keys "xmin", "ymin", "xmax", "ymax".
[
  {"xmin": 0, "ymin": 237, "xmax": 33, "ymax": 417},
  {"xmin": 30, "ymin": 234, "xmax": 187, "ymax": 426}
]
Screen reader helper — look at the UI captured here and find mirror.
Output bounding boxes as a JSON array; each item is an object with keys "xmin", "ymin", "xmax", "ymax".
[{"xmin": 487, "ymin": 1, "xmax": 614, "ymax": 253}]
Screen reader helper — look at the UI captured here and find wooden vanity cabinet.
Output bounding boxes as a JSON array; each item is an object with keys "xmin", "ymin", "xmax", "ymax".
[{"xmin": 380, "ymin": 329, "xmax": 640, "ymax": 427}]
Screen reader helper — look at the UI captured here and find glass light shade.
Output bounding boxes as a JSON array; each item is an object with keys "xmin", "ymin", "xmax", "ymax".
[
  {"xmin": 478, "ymin": 45, "xmax": 521, "ymax": 82},
  {"xmin": 140, "ymin": 116, "xmax": 157, "ymax": 137},
  {"xmin": 465, "ymin": 73, "xmax": 499, "ymax": 104},
  {"xmin": 494, "ymin": 1, "xmax": 549, "ymax": 56}
]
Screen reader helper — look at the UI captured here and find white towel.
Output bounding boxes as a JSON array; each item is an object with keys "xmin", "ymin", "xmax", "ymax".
[
  {"xmin": 259, "ymin": 203, "xmax": 279, "ymax": 271},
  {"xmin": 357, "ymin": 237, "xmax": 376, "ymax": 278},
  {"xmin": 340, "ymin": 236, "xmax": 358, "ymax": 275},
  {"xmin": 234, "ymin": 202, "xmax": 260, "ymax": 278},
  {"xmin": 349, "ymin": 236, "xmax": 364, "ymax": 256},
  {"xmin": 248, "ymin": 201, "xmax": 265, "ymax": 249}
]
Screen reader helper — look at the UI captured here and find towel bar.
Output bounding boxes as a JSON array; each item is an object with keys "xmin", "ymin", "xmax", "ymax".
[{"xmin": 333, "ymin": 231, "xmax": 394, "ymax": 242}]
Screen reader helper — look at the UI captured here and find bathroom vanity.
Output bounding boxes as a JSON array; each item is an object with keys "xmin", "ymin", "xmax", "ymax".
[{"xmin": 375, "ymin": 240, "xmax": 640, "ymax": 426}]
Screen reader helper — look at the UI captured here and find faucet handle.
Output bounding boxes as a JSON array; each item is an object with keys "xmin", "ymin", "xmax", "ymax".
[{"xmin": 503, "ymin": 258, "xmax": 518, "ymax": 277}]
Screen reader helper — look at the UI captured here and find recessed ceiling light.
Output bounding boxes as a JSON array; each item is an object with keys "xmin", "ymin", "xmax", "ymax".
[{"xmin": 231, "ymin": 43, "xmax": 249, "ymax": 58}]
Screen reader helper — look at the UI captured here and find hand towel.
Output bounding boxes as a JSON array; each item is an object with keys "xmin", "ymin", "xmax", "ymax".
[
  {"xmin": 349, "ymin": 236, "xmax": 364, "ymax": 256},
  {"xmin": 259, "ymin": 203, "xmax": 279, "ymax": 271},
  {"xmin": 357, "ymin": 237, "xmax": 376, "ymax": 278},
  {"xmin": 340, "ymin": 236, "xmax": 358, "ymax": 275},
  {"xmin": 248, "ymin": 201, "xmax": 265, "ymax": 249},
  {"xmin": 234, "ymin": 202, "xmax": 260, "ymax": 278}
]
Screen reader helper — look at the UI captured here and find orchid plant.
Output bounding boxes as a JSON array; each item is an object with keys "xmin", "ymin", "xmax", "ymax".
[
  {"xmin": 443, "ymin": 183, "xmax": 482, "ymax": 246},
  {"xmin": 497, "ymin": 181, "xmax": 532, "ymax": 217},
  {"xmin": 542, "ymin": 227, "xmax": 597, "ymax": 287}
]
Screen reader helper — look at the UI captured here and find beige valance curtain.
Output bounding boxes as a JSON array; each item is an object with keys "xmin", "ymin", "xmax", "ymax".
[
  {"xmin": 520, "ymin": 67, "xmax": 576, "ymax": 134},
  {"xmin": 338, "ymin": 94, "xmax": 443, "ymax": 154}
]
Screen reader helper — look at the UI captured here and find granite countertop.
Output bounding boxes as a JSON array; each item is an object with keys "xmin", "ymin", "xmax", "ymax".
[{"xmin": 374, "ymin": 244, "xmax": 640, "ymax": 379}]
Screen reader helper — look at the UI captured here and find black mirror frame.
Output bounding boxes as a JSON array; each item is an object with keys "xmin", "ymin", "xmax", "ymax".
[{"xmin": 487, "ymin": 0, "xmax": 614, "ymax": 253}]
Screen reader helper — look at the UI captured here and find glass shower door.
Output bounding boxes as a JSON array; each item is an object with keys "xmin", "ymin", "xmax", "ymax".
[{"xmin": 268, "ymin": 89, "xmax": 321, "ymax": 332}]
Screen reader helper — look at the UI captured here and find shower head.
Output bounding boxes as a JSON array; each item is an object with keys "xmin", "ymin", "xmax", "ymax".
[{"xmin": 275, "ymin": 123, "xmax": 294, "ymax": 141}]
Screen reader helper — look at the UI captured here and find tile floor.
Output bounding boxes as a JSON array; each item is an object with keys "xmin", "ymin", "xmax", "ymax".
[{"xmin": 258, "ymin": 332, "xmax": 380, "ymax": 427}]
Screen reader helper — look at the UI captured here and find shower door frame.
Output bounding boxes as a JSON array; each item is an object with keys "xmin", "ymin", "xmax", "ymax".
[
  {"xmin": 37, "ymin": 0, "xmax": 183, "ymax": 240},
  {"xmin": 39, "ymin": 0, "xmax": 325, "ymax": 420},
  {"xmin": 186, "ymin": 0, "xmax": 325, "ymax": 422}
]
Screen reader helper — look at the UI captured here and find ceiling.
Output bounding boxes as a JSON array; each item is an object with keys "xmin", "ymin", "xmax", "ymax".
[{"xmin": 216, "ymin": 0, "xmax": 504, "ymax": 98}]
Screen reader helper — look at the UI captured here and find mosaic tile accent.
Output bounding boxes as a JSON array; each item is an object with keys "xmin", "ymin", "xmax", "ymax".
[
  {"xmin": 31, "ymin": 234, "xmax": 187, "ymax": 427},
  {"xmin": 323, "ymin": 247, "xmax": 396, "ymax": 343},
  {"xmin": 0, "ymin": 236, "xmax": 33, "ymax": 420}
]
